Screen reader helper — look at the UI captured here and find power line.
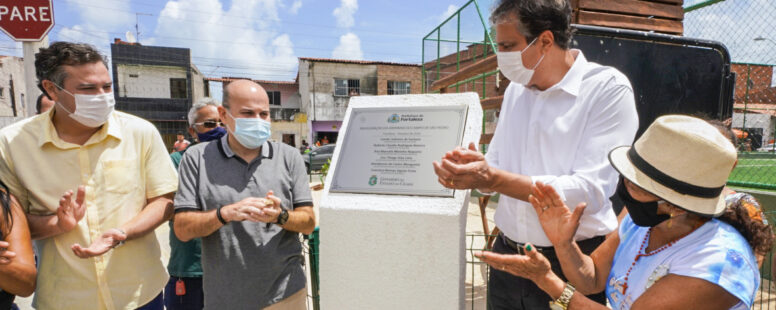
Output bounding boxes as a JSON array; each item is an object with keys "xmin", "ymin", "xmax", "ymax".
[
  {"xmin": 62, "ymin": 0, "xmax": 425, "ymax": 40},
  {"xmin": 51, "ymin": 25, "xmax": 421, "ymax": 58}
]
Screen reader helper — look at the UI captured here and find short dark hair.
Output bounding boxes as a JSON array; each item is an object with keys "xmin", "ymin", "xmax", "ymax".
[
  {"xmin": 35, "ymin": 93, "xmax": 45, "ymax": 114},
  {"xmin": 35, "ymin": 42, "xmax": 108, "ymax": 97},
  {"xmin": 490, "ymin": 0, "xmax": 574, "ymax": 50}
]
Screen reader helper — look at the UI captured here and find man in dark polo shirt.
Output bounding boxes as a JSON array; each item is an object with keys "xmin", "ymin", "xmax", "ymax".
[{"xmin": 172, "ymin": 79, "xmax": 315, "ymax": 309}]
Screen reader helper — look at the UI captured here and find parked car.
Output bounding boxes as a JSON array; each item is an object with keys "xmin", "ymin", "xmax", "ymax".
[
  {"xmin": 757, "ymin": 143, "xmax": 776, "ymax": 152},
  {"xmin": 304, "ymin": 144, "xmax": 336, "ymax": 171}
]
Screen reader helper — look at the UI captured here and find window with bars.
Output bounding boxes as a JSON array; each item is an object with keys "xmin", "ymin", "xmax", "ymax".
[
  {"xmin": 170, "ymin": 78, "xmax": 188, "ymax": 99},
  {"xmin": 271, "ymin": 108, "xmax": 300, "ymax": 121},
  {"xmin": 335, "ymin": 79, "xmax": 360, "ymax": 97},
  {"xmin": 387, "ymin": 81, "xmax": 411, "ymax": 95},
  {"xmin": 268, "ymin": 91, "xmax": 281, "ymax": 105}
]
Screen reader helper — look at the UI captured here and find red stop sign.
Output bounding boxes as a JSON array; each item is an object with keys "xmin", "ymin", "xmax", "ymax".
[{"xmin": 0, "ymin": 0, "xmax": 54, "ymax": 41}]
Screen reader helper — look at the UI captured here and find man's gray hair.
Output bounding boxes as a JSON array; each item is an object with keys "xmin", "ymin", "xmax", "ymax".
[{"xmin": 188, "ymin": 97, "xmax": 221, "ymax": 127}]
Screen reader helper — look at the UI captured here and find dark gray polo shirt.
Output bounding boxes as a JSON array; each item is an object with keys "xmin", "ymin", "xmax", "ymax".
[{"xmin": 174, "ymin": 135, "xmax": 313, "ymax": 309}]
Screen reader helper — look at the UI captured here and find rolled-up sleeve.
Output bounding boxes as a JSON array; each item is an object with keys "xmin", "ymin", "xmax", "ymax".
[
  {"xmin": 289, "ymin": 151, "xmax": 313, "ymax": 209},
  {"xmin": 174, "ymin": 150, "xmax": 200, "ymax": 212},
  {"xmin": 532, "ymin": 85, "xmax": 638, "ymax": 213}
]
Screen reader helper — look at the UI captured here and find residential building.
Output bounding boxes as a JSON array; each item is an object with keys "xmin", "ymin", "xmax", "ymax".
[
  {"xmin": 0, "ymin": 56, "xmax": 26, "ymax": 127},
  {"xmin": 110, "ymin": 39, "xmax": 207, "ymax": 149},
  {"xmin": 297, "ymin": 57, "xmax": 421, "ymax": 145}
]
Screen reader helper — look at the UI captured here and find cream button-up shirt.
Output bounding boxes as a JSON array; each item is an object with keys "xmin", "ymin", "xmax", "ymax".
[
  {"xmin": 0, "ymin": 110, "xmax": 178, "ymax": 309},
  {"xmin": 486, "ymin": 50, "xmax": 639, "ymax": 247}
]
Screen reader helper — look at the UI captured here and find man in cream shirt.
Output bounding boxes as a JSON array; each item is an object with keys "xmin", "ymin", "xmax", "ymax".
[{"xmin": 0, "ymin": 42, "xmax": 177, "ymax": 309}]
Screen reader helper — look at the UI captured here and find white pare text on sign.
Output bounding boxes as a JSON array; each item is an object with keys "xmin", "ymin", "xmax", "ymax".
[{"xmin": 0, "ymin": 0, "xmax": 54, "ymax": 42}]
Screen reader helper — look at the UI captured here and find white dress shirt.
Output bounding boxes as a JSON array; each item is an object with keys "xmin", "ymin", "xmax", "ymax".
[{"xmin": 485, "ymin": 50, "xmax": 639, "ymax": 247}]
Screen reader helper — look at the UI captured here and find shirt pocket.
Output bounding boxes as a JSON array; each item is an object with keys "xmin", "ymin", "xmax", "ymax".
[{"xmin": 102, "ymin": 158, "xmax": 141, "ymax": 194}]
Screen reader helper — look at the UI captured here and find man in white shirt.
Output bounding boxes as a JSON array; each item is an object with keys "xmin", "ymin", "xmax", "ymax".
[{"xmin": 433, "ymin": 0, "xmax": 638, "ymax": 308}]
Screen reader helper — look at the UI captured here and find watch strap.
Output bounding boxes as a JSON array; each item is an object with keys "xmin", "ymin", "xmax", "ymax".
[
  {"xmin": 555, "ymin": 282, "xmax": 576, "ymax": 309},
  {"xmin": 216, "ymin": 206, "xmax": 228, "ymax": 225},
  {"xmin": 276, "ymin": 209, "xmax": 289, "ymax": 225}
]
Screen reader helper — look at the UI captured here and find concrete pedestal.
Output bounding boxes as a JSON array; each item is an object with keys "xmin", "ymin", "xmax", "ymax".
[{"xmin": 319, "ymin": 93, "xmax": 483, "ymax": 310}]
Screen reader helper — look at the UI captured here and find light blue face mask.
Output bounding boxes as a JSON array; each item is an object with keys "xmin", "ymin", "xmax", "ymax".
[{"xmin": 225, "ymin": 111, "xmax": 271, "ymax": 149}]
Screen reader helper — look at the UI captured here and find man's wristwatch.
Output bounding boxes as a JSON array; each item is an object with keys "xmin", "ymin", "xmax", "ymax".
[
  {"xmin": 112, "ymin": 229, "xmax": 127, "ymax": 249},
  {"xmin": 275, "ymin": 209, "xmax": 289, "ymax": 226},
  {"xmin": 549, "ymin": 282, "xmax": 576, "ymax": 310}
]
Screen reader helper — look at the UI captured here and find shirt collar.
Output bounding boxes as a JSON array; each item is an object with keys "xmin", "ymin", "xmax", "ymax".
[
  {"xmin": 545, "ymin": 49, "xmax": 586, "ymax": 97},
  {"xmin": 218, "ymin": 134, "xmax": 273, "ymax": 159},
  {"xmin": 38, "ymin": 110, "xmax": 122, "ymax": 148}
]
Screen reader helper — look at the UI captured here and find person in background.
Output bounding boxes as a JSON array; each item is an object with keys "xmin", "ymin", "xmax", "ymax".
[
  {"xmin": 165, "ymin": 98, "xmax": 226, "ymax": 310},
  {"xmin": 173, "ymin": 132, "xmax": 191, "ymax": 152},
  {"xmin": 432, "ymin": 0, "xmax": 638, "ymax": 308},
  {"xmin": 0, "ymin": 41, "xmax": 177, "ymax": 309},
  {"xmin": 35, "ymin": 94, "xmax": 55, "ymax": 115},
  {"xmin": 172, "ymin": 80, "xmax": 315, "ymax": 309},
  {"xmin": 477, "ymin": 115, "xmax": 765, "ymax": 309},
  {"xmin": 169, "ymin": 98, "xmax": 226, "ymax": 168},
  {"xmin": 0, "ymin": 182, "xmax": 36, "ymax": 310},
  {"xmin": 299, "ymin": 140, "xmax": 309, "ymax": 154}
]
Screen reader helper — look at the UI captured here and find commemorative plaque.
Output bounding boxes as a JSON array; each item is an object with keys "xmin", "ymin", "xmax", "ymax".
[{"xmin": 330, "ymin": 105, "xmax": 468, "ymax": 197}]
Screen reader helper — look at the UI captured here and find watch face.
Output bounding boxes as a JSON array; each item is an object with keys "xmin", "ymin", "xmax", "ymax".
[{"xmin": 279, "ymin": 210, "xmax": 289, "ymax": 225}]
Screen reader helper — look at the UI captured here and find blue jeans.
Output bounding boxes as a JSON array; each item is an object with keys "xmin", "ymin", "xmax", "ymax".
[
  {"xmin": 164, "ymin": 276, "xmax": 204, "ymax": 310},
  {"xmin": 136, "ymin": 292, "xmax": 163, "ymax": 310}
]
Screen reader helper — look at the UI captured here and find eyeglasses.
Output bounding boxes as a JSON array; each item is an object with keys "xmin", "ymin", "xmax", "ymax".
[{"xmin": 194, "ymin": 120, "xmax": 222, "ymax": 128}]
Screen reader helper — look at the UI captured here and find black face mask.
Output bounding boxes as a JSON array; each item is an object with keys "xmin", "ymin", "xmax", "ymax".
[{"xmin": 616, "ymin": 178, "xmax": 670, "ymax": 227}]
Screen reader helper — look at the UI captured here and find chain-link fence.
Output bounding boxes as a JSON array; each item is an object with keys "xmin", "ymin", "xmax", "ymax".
[{"xmin": 685, "ymin": 0, "xmax": 776, "ymax": 191}]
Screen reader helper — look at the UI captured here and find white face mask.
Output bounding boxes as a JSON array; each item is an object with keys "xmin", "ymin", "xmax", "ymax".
[
  {"xmin": 54, "ymin": 84, "xmax": 115, "ymax": 128},
  {"xmin": 497, "ymin": 37, "xmax": 546, "ymax": 86}
]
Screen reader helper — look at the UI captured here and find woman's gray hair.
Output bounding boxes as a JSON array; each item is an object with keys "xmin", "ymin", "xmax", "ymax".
[{"xmin": 188, "ymin": 97, "xmax": 221, "ymax": 127}]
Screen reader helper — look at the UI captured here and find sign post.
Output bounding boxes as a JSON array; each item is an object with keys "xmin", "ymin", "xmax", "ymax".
[{"xmin": 0, "ymin": 0, "xmax": 54, "ymax": 117}]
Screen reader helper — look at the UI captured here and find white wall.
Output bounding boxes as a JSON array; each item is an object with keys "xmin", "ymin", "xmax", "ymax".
[
  {"xmin": 116, "ymin": 64, "xmax": 187, "ymax": 98},
  {"xmin": 191, "ymin": 66, "xmax": 205, "ymax": 104},
  {"xmin": 0, "ymin": 57, "xmax": 27, "ymax": 117},
  {"xmin": 733, "ymin": 112, "xmax": 774, "ymax": 146}
]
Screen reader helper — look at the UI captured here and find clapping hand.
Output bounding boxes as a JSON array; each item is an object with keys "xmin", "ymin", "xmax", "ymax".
[
  {"xmin": 254, "ymin": 191, "xmax": 282, "ymax": 224},
  {"xmin": 0, "ymin": 241, "xmax": 16, "ymax": 264},
  {"xmin": 432, "ymin": 142, "xmax": 491, "ymax": 190},
  {"xmin": 474, "ymin": 243, "xmax": 552, "ymax": 282},
  {"xmin": 528, "ymin": 182, "xmax": 586, "ymax": 247},
  {"xmin": 56, "ymin": 186, "xmax": 86, "ymax": 233},
  {"xmin": 71, "ymin": 228, "xmax": 127, "ymax": 258}
]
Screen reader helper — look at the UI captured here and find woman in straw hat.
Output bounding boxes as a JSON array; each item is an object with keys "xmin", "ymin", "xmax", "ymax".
[{"xmin": 476, "ymin": 115, "xmax": 766, "ymax": 309}]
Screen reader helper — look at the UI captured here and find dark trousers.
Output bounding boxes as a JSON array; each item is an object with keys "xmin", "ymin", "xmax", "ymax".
[
  {"xmin": 164, "ymin": 276, "xmax": 204, "ymax": 310},
  {"xmin": 136, "ymin": 292, "xmax": 163, "ymax": 310},
  {"xmin": 487, "ymin": 234, "xmax": 607, "ymax": 310}
]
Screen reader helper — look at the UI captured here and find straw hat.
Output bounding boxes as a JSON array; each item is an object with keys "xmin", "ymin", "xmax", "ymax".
[{"xmin": 608, "ymin": 115, "xmax": 737, "ymax": 217}]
